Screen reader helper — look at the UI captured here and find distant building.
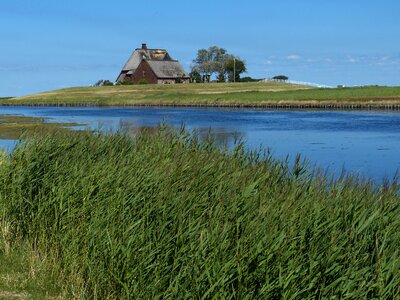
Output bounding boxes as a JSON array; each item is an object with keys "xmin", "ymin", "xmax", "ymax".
[{"xmin": 116, "ymin": 43, "xmax": 190, "ymax": 84}]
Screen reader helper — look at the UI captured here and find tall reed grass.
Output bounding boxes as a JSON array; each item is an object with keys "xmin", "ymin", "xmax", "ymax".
[{"xmin": 0, "ymin": 128, "xmax": 399, "ymax": 298}]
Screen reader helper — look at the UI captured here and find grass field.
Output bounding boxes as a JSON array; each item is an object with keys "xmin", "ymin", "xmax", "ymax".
[
  {"xmin": 1, "ymin": 128, "xmax": 400, "ymax": 298},
  {"xmin": 1, "ymin": 82, "xmax": 400, "ymax": 107}
]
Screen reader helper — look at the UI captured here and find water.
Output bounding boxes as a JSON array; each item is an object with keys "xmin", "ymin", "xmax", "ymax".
[{"xmin": 1, "ymin": 106, "xmax": 399, "ymax": 182}]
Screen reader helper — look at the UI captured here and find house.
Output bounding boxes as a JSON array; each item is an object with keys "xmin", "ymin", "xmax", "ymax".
[{"xmin": 116, "ymin": 43, "xmax": 190, "ymax": 84}]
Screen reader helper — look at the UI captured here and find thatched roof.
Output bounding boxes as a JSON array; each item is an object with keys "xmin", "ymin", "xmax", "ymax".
[
  {"xmin": 121, "ymin": 48, "xmax": 171, "ymax": 71},
  {"xmin": 117, "ymin": 44, "xmax": 183, "ymax": 82},
  {"xmin": 146, "ymin": 60, "xmax": 189, "ymax": 79}
]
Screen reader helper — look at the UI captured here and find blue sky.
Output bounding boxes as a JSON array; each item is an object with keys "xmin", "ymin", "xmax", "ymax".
[{"xmin": 1, "ymin": 0, "xmax": 399, "ymax": 96}]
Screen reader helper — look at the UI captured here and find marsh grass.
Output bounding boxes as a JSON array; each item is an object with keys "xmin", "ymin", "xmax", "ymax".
[
  {"xmin": 0, "ymin": 241, "xmax": 66, "ymax": 299},
  {"xmin": 0, "ymin": 128, "xmax": 400, "ymax": 298},
  {"xmin": 2, "ymin": 82, "xmax": 400, "ymax": 107},
  {"xmin": 0, "ymin": 115, "xmax": 83, "ymax": 140}
]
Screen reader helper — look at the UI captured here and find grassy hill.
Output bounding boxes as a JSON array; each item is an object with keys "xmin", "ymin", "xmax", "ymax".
[{"xmin": 1, "ymin": 82, "xmax": 400, "ymax": 107}]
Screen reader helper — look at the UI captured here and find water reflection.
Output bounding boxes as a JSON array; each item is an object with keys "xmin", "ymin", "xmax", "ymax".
[
  {"xmin": 196, "ymin": 127, "xmax": 244, "ymax": 147},
  {"xmin": 119, "ymin": 120, "xmax": 245, "ymax": 148},
  {"xmin": 0, "ymin": 106, "xmax": 399, "ymax": 182}
]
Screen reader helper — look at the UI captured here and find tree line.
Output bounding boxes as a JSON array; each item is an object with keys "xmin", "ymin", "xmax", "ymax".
[{"xmin": 190, "ymin": 46, "xmax": 247, "ymax": 83}]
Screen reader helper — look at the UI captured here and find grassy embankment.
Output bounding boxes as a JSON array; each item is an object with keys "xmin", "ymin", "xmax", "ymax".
[
  {"xmin": 1, "ymin": 128, "xmax": 400, "ymax": 298},
  {"xmin": 1, "ymin": 82, "xmax": 400, "ymax": 107}
]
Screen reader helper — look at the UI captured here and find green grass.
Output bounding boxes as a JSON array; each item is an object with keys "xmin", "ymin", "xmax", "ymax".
[
  {"xmin": 1, "ymin": 82, "xmax": 400, "ymax": 107},
  {"xmin": 1, "ymin": 148, "xmax": 64, "ymax": 299},
  {"xmin": 0, "ymin": 241, "xmax": 64, "ymax": 299},
  {"xmin": 0, "ymin": 115, "xmax": 83, "ymax": 140},
  {"xmin": 1, "ymin": 128, "xmax": 400, "ymax": 298}
]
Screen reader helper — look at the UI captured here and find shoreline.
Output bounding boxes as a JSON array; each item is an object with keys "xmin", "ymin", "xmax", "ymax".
[
  {"xmin": 1, "ymin": 102, "xmax": 400, "ymax": 111},
  {"xmin": 1, "ymin": 83, "xmax": 399, "ymax": 110}
]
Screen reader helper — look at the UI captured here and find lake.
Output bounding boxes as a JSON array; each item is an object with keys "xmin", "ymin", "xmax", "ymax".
[{"xmin": 1, "ymin": 106, "xmax": 399, "ymax": 183}]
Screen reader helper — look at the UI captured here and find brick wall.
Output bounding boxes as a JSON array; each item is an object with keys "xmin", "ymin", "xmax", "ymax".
[{"xmin": 131, "ymin": 61, "xmax": 158, "ymax": 84}]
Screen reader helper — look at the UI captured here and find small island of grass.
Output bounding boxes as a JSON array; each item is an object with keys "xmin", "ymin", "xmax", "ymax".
[{"xmin": 0, "ymin": 115, "xmax": 83, "ymax": 140}]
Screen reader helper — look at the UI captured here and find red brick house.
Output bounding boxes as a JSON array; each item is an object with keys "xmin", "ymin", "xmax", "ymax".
[{"xmin": 116, "ymin": 43, "xmax": 190, "ymax": 84}]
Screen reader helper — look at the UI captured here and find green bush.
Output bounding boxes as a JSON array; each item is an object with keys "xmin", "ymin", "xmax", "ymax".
[
  {"xmin": 189, "ymin": 70, "xmax": 202, "ymax": 83},
  {"xmin": 240, "ymin": 76, "xmax": 259, "ymax": 82},
  {"xmin": 94, "ymin": 80, "xmax": 114, "ymax": 86},
  {"xmin": 138, "ymin": 79, "xmax": 149, "ymax": 84},
  {"xmin": 116, "ymin": 80, "xmax": 134, "ymax": 85},
  {"xmin": 1, "ymin": 129, "xmax": 400, "ymax": 298}
]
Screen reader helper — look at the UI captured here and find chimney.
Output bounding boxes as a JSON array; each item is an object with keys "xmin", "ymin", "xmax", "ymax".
[{"xmin": 141, "ymin": 43, "xmax": 148, "ymax": 50}]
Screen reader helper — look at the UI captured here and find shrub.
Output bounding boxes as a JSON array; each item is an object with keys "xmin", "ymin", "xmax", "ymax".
[
  {"xmin": 189, "ymin": 70, "xmax": 202, "ymax": 83},
  {"xmin": 116, "ymin": 80, "xmax": 134, "ymax": 85},
  {"xmin": 138, "ymin": 79, "xmax": 149, "ymax": 84},
  {"xmin": 93, "ymin": 80, "xmax": 114, "ymax": 87},
  {"xmin": 240, "ymin": 76, "xmax": 259, "ymax": 82}
]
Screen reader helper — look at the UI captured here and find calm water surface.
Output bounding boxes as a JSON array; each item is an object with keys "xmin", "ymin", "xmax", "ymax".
[{"xmin": 1, "ymin": 106, "xmax": 399, "ymax": 182}]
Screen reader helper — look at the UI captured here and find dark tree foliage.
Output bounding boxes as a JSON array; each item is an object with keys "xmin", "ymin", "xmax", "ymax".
[
  {"xmin": 94, "ymin": 80, "xmax": 114, "ymax": 87},
  {"xmin": 240, "ymin": 77, "xmax": 259, "ymax": 82},
  {"xmin": 116, "ymin": 80, "xmax": 134, "ymax": 86},
  {"xmin": 192, "ymin": 46, "xmax": 246, "ymax": 82},
  {"xmin": 224, "ymin": 57, "xmax": 247, "ymax": 82},
  {"xmin": 272, "ymin": 75, "xmax": 289, "ymax": 82},
  {"xmin": 189, "ymin": 70, "xmax": 202, "ymax": 83},
  {"xmin": 217, "ymin": 73, "xmax": 226, "ymax": 83}
]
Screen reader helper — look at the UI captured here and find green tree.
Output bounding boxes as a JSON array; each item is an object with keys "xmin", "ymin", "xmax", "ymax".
[
  {"xmin": 217, "ymin": 73, "xmax": 226, "ymax": 82},
  {"xmin": 193, "ymin": 48, "xmax": 213, "ymax": 82},
  {"xmin": 94, "ymin": 80, "xmax": 114, "ymax": 87},
  {"xmin": 192, "ymin": 46, "xmax": 228, "ymax": 82},
  {"xmin": 272, "ymin": 75, "xmax": 289, "ymax": 82},
  {"xmin": 192, "ymin": 47, "xmax": 247, "ymax": 82},
  {"xmin": 189, "ymin": 70, "xmax": 202, "ymax": 83},
  {"xmin": 224, "ymin": 56, "xmax": 247, "ymax": 82},
  {"xmin": 208, "ymin": 46, "xmax": 227, "ymax": 77}
]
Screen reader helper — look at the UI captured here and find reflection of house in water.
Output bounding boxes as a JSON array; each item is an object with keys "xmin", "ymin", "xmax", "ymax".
[
  {"xmin": 116, "ymin": 43, "xmax": 190, "ymax": 84},
  {"xmin": 116, "ymin": 121, "xmax": 244, "ymax": 148},
  {"xmin": 197, "ymin": 127, "xmax": 244, "ymax": 148},
  {"xmin": 120, "ymin": 122, "xmax": 161, "ymax": 137}
]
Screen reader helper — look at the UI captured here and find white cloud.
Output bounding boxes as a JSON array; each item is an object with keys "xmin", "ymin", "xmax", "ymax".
[
  {"xmin": 347, "ymin": 56, "xmax": 357, "ymax": 63},
  {"xmin": 343, "ymin": 54, "xmax": 400, "ymax": 66},
  {"xmin": 287, "ymin": 55, "xmax": 301, "ymax": 60},
  {"xmin": 373, "ymin": 55, "xmax": 400, "ymax": 66}
]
